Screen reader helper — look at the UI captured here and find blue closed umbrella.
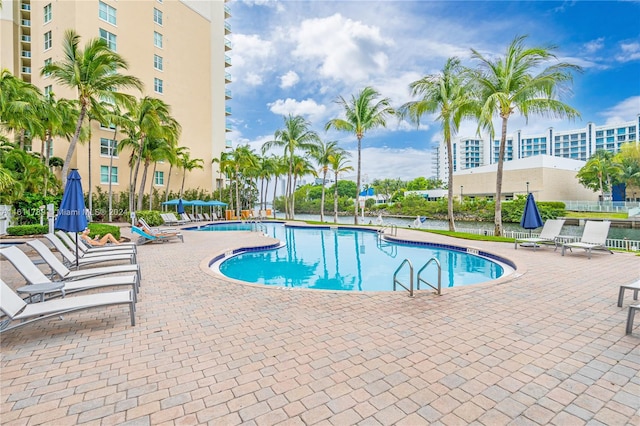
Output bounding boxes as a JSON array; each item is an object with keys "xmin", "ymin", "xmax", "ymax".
[
  {"xmin": 177, "ymin": 199, "xmax": 185, "ymax": 215},
  {"xmin": 55, "ymin": 169, "xmax": 88, "ymax": 268},
  {"xmin": 520, "ymin": 192, "xmax": 543, "ymax": 236}
]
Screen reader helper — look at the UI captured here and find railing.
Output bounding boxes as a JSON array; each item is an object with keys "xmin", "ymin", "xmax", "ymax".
[
  {"xmin": 393, "ymin": 259, "xmax": 413, "ymax": 297},
  {"xmin": 377, "ymin": 223, "xmax": 397, "ymax": 237},
  {"xmin": 417, "ymin": 258, "xmax": 442, "ymax": 295},
  {"xmin": 456, "ymin": 227, "xmax": 640, "ymax": 252},
  {"xmin": 629, "ymin": 207, "xmax": 640, "ymax": 218},
  {"xmin": 562, "ymin": 200, "xmax": 640, "ymax": 213}
]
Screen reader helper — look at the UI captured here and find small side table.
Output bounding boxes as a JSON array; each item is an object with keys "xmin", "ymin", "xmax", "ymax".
[
  {"xmin": 17, "ymin": 282, "xmax": 65, "ymax": 303},
  {"xmin": 554, "ymin": 235, "xmax": 578, "ymax": 251}
]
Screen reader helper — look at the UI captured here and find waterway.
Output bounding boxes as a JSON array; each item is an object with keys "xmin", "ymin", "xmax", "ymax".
[{"xmin": 274, "ymin": 213, "xmax": 640, "ymax": 241}]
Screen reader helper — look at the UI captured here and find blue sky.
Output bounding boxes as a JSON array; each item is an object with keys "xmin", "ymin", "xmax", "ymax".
[{"xmin": 226, "ymin": 0, "xmax": 640, "ymax": 182}]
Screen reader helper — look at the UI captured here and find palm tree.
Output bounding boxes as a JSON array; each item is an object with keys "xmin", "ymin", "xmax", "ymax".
[
  {"xmin": 577, "ymin": 150, "xmax": 619, "ymax": 201},
  {"xmin": 325, "ymin": 87, "xmax": 395, "ymax": 224},
  {"xmin": 263, "ymin": 115, "xmax": 320, "ymax": 219},
  {"xmin": 42, "ymin": 30, "xmax": 142, "ymax": 187},
  {"xmin": 614, "ymin": 143, "xmax": 640, "ymax": 193},
  {"xmin": 399, "ymin": 57, "xmax": 475, "ymax": 232},
  {"xmin": 310, "ymin": 140, "xmax": 343, "ymax": 222},
  {"xmin": 101, "ymin": 103, "xmax": 131, "ymax": 221},
  {"xmin": 0, "ymin": 69, "xmax": 42, "ymax": 150},
  {"xmin": 290, "ymin": 155, "xmax": 317, "ymax": 217},
  {"xmin": 179, "ymin": 150, "xmax": 204, "ymax": 198},
  {"xmin": 166, "ymin": 145, "xmax": 188, "ymax": 203},
  {"xmin": 270, "ymin": 154, "xmax": 288, "ymax": 217},
  {"xmin": 256, "ymin": 154, "xmax": 277, "ymax": 212},
  {"xmin": 470, "ymin": 35, "xmax": 581, "ymax": 236},
  {"xmin": 328, "ymin": 150, "xmax": 353, "ymax": 223}
]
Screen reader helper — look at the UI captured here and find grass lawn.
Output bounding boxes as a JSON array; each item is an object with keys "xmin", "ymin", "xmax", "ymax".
[{"xmin": 563, "ymin": 211, "xmax": 629, "ymax": 219}]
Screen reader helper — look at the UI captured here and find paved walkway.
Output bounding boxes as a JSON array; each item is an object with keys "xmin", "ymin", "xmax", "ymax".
[{"xmin": 1, "ymin": 224, "xmax": 639, "ymax": 425}]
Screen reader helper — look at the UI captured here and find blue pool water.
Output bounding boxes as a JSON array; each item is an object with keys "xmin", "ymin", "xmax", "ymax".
[{"xmin": 206, "ymin": 223, "xmax": 509, "ymax": 292}]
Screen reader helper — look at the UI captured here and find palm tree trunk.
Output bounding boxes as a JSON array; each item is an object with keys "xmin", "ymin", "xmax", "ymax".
[
  {"xmin": 264, "ymin": 179, "xmax": 270, "ymax": 212},
  {"xmin": 494, "ymin": 117, "xmax": 509, "ymax": 236},
  {"xmin": 334, "ymin": 171, "xmax": 339, "ymax": 223},
  {"xmin": 165, "ymin": 164, "xmax": 173, "ymax": 203},
  {"xmin": 355, "ymin": 136, "xmax": 362, "ymax": 225},
  {"xmin": 137, "ymin": 161, "xmax": 149, "ymax": 211},
  {"xmin": 180, "ymin": 169, "xmax": 186, "ymax": 198},
  {"xmin": 235, "ymin": 169, "xmax": 240, "ymax": 218},
  {"xmin": 149, "ymin": 162, "xmax": 158, "ymax": 210},
  {"xmin": 273, "ymin": 175, "xmax": 278, "ymax": 218},
  {"xmin": 320, "ymin": 168, "xmax": 327, "ymax": 222},
  {"xmin": 445, "ymin": 137, "xmax": 456, "ymax": 232},
  {"xmin": 108, "ymin": 131, "xmax": 116, "ymax": 222},
  {"xmin": 291, "ymin": 175, "xmax": 297, "ymax": 217},
  {"xmin": 87, "ymin": 132, "xmax": 92, "ymax": 216},
  {"xmin": 61, "ymin": 106, "xmax": 87, "ymax": 187},
  {"xmin": 131, "ymin": 136, "xmax": 145, "ymax": 210}
]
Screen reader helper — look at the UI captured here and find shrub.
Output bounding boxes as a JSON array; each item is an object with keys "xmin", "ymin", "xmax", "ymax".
[
  {"xmin": 87, "ymin": 223, "xmax": 120, "ymax": 240},
  {"xmin": 134, "ymin": 210, "xmax": 163, "ymax": 227},
  {"xmin": 6, "ymin": 225, "xmax": 49, "ymax": 236}
]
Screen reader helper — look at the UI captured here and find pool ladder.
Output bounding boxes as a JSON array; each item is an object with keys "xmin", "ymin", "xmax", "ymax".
[
  {"xmin": 247, "ymin": 219, "xmax": 267, "ymax": 234},
  {"xmin": 393, "ymin": 257, "xmax": 442, "ymax": 297},
  {"xmin": 377, "ymin": 224, "xmax": 398, "ymax": 237}
]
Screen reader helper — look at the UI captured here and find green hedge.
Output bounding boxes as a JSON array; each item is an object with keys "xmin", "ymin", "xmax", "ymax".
[
  {"xmin": 87, "ymin": 223, "xmax": 120, "ymax": 240},
  {"xmin": 134, "ymin": 210, "xmax": 163, "ymax": 227},
  {"xmin": 6, "ymin": 225, "xmax": 49, "ymax": 236}
]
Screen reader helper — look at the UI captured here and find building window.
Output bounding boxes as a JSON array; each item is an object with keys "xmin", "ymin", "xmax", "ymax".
[
  {"xmin": 154, "ymin": 171, "xmax": 164, "ymax": 186},
  {"xmin": 44, "ymin": 31, "xmax": 52, "ymax": 50},
  {"xmin": 154, "ymin": 8, "xmax": 163, "ymax": 25},
  {"xmin": 43, "ymin": 85, "xmax": 53, "ymax": 99},
  {"xmin": 154, "ymin": 31, "xmax": 163, "ymax": 48},
  {"xmin": 154, "ymin": 78, "xmax": 163, "ymax": 93},
  {"xmin": 100, "ymin": 166, "xmax": 118, "ymax": 184},
  {"xmin": 44, "ymin": 4, "xmax": 52, "ymax": 23},
  {"xmin": 154, "ymin": 54, "xmax": 163, "ymax": 71},
  {"xmin": 99, "ymin": 1, "xmax": 117, "ymax": 25},
  {"xmin": 43, "ymin": 58, "xmax": 52, "ymax": 77},
  {"xmin": 99, "ymin": 28, "xmax": 117, "ymax": 50},
  {"xmin": 100, "ymin": 138, "xmax": 118, "ymax": 157}
]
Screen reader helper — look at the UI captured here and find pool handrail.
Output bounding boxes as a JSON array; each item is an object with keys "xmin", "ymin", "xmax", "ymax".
[
  {"xmin": 417, "ymin": 257, "xmax": 442, "ymax": 295},
  {"xmin": 393, "ymin": 259, "xmax": 414, "ymax": 297}
]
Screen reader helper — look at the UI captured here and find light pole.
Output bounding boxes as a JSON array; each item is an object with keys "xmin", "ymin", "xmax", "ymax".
[
  {"xmin": 460, "ymin": 185, "xmax": 464, "ymax": 200},
  {"xmin": 526, "ymin": 181, "xmax": 530, "ymax": 194}
]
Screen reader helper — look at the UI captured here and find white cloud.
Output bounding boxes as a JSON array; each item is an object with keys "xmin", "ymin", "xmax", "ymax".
[
  {"xmin": 600, "ymin": 96, "xmax": 640, "ymax": 125},
  {"xmin": 245, "ymin": 72, "xmax": 263, "ymax": 86},
  {"xmin": 583, "ymin": 37, "xmax": 605, "ymax": 54},
  {"xmin": 268, "ymin": 98, "xmax": 327, "ymax": 122},
  {"xmin": 290, "ymin": 13, "xmax": 393, "ymax": 84},
  {"xmin": 357, "ymin": 147, "xmax": 435, "ymax": 181},
  {"xmin": 616, "ymin": 42, "xmax": 640, "ymax": 62},
  {"xmin": 279, "ymin": 71, "xmax": 300, "ymax": 89}
]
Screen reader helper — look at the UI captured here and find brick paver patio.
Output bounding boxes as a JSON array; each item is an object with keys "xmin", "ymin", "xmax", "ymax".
[{"xmin": 1, "ymin": 224, "xmax": 639, "ymax": 425}]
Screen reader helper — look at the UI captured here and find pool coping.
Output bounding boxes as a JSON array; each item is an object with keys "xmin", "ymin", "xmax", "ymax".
[{"xmin": 201, "ymin": 221, "xmax": 521, "ymax": 294}]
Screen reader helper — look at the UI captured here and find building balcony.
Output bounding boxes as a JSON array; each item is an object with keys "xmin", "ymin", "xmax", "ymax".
[
  {"xmin": 21, "ymin": 35, "xmax": 31, "ymax": 43},
  {"xmin": 225, "ymin": 139, "xmax": 233, "ymax": 148},
  {"xmin": 21, "ymin": 3, "xmax": 31, "ymax": 11},
  {"xmin": 225, "ymin": 55, "xmax": 231, "ymax": 67},
  {"xmin": 21, "ymin": 51, "xmax": 31, "ymax": 58},
  {"xmin": 225, "ymin": 89, "xmax": 232, "ymax": 99},
  {"xmin": 224, "ymin": 21, "xmax": 231, "ymax": 34},
  {"xmin": 21, "ymin": 19, "xmax": 31, "ymax": 27},
  {"xmin": 21, "ymin": 66, "xmax": 32, "ymax": 74},
  {"xmin": 225, "ymin": 38, "xmax": 232, "ymax": 51},
  {"xmin": 225, "ymin": 72, "xmax": 232, "ymax": 83},
  {"xmin": 225, "ymin": 106, "xmax": 231, "ymax": 116},
  {"xmin": 224, "ymin": 5, "xmax": 231, "ymax": 18}
]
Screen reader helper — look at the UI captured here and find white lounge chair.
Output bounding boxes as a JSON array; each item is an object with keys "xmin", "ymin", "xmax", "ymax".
[
  {"xmin": 24, "ymin": 240, "xmax": 141, "ymax": 285},
  {"xmin": 515, "ymin": 219, "xmax": 565, "ymax": 251},
  {"xmin": 43, "ymin": 233, "xmax": 135, "ymax": 267},
  {"xmin": 2, "ymin": 244, "xmax": 139, "ymax": 299},
  {"xmin": 1, "ymin": 279, "xmax": 135, "ymax": 333},
  {"xmin": 561, "ymin": 221, "xmax": 613, "ymax": 259},
  {"xmin": 56, "ymin": 231, "xmax": 137, "ymax": 263}
]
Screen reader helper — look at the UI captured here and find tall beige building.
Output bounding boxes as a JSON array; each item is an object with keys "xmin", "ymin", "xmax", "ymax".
[{"xmin": 0, "ymin": 0, "xmax": 231, "ymax": 199}]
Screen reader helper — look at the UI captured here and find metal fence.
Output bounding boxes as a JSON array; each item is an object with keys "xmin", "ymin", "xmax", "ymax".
[
  {"xmin": 562, "ymin": 201, "xmax": 640, "ymax": 213},
  {"xmin": 456, "ymin": 227, "xmax": 640, "ymax": 252}
]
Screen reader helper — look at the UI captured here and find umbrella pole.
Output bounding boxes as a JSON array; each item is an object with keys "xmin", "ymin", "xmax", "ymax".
[{"xmin": 75, "ymin": 233, "xmax": 80, "ymax": 269}]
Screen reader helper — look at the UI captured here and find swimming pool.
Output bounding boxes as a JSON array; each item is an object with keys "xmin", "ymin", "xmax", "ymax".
[{"xmin": 207, "ymin": 223, "xmax": 513, "ymax": 292}]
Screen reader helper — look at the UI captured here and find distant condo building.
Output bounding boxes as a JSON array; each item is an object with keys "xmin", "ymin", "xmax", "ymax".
[
  {"xmin": 433, "ymin": 115, "xmax": 640, "ymax": 184},
  {"xmin": 0, "ymin": 0, "xmax": 232, "ymax": 193}
]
